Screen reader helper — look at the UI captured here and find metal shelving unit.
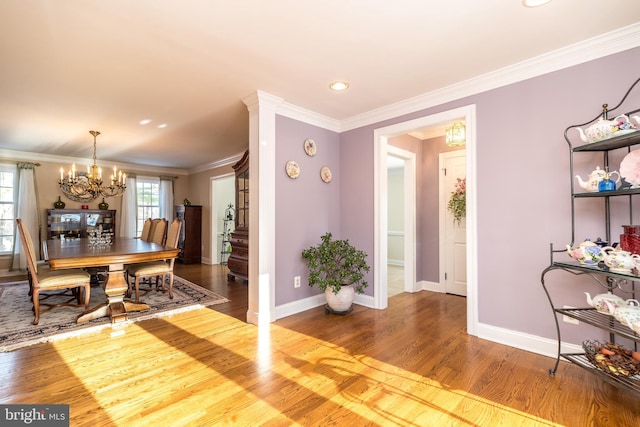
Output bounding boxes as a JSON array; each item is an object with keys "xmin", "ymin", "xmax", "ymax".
[{"xmin": 541, "ymin": 76, "xmax": 640, "ymax": 397}]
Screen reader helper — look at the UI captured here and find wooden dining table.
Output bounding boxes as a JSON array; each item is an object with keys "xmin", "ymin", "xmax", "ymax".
[{"xmin": 43, "ymin": 237, "xmax": 180, "ymax": 323}]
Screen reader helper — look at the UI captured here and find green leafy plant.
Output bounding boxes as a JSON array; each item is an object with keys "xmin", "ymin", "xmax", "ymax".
[
  {"xmin": 301, "ymin": 232, "xmax": 370, "ymax": 294},
  {"xmin": 447, "ymin": 177, "xmax": 466, "ymax": 225}
]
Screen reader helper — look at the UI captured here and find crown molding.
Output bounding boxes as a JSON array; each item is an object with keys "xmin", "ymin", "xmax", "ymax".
[
  {"xmin": 189, "ymin": 151, "xmax": 246, "ymax": 174},
  {"xmin": 340, "ymin": 22, "xmax": 640, "ymax": 132},
  {"xmin": 277, "ymin": 101, "xmax": 341, "ymax": 132},
  {"xmin": 0, "ymin": 148, "xmax": 190, "ymax": 176}
]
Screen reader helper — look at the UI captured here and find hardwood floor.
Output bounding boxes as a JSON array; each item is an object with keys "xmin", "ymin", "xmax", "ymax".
[{"xmin": 1, "ymin": 264, "xmax": 640, "ymax": 426}]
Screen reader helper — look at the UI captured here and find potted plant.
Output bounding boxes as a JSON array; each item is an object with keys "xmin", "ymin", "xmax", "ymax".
[{"xmin": 301, "ymin": 232, "xmax": 370, "ymax": 314}]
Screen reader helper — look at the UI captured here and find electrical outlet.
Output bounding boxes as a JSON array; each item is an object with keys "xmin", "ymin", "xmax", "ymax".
[
  {"xmin": 294, "ymin": 276, "xmax": 301, "ymax": 288},
  {"xmin": 563, "ymin": 305, "xmax": 579, "ymax": 325}
]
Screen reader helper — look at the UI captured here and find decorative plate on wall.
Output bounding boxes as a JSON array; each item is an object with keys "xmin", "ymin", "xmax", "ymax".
[
  {"xmin": 304, "ymin": 138, "xmax": 317, "ymax": 156},
  {"xmin": 285, "ymin": 160, "xmax": 300, "ymax": 179},
  {"xmin": 320, "ymin": 166, "xmax": 332, "ymax": 183}
]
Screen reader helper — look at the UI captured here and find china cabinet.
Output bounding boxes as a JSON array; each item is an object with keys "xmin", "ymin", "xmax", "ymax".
[
  {"xmin": 47, "ymin": 209, "xmax": 116, "ymax": 240},
  {"xmin": 176, "ymin": 205, "xmax": 202, "ymax": 264},
  {"xmin": 228, "ymin": 150, "xmax": 249, "ymax": 282},
  {"xmin": 541, "ymin": 77, "xmax": 640, "ymax": 397}
]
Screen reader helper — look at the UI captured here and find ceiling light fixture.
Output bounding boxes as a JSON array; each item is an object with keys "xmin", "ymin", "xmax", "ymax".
[
  {"xmin": 445, "ymin": 122, "xmax": 466, "ymax": 147},
  {"xmin": 522, "ymin": 0, "xmax": 551, "ymax": 7},
  {"xmin": 139, "ymin": 119, "xmax": 152, "ymax": 125},
  {"xmin": 58, "ymin": 131, "xmax": 127, "ymax": 202},
  {"xmin": 329, "ymin": 81, "xmax": 349, "ymax": 91}
]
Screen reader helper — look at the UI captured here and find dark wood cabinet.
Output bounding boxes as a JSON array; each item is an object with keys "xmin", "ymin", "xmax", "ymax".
[
  {"xmin": 47, "ymin": 209, "xmax": 116, "ymax": 240},
  {"xmin": 228, "ymin": 150, "xmax": 249, "ymax": 282},
  {"xmin": 177, "ymin": 205, "xmax": 202, "ymax": 264}
]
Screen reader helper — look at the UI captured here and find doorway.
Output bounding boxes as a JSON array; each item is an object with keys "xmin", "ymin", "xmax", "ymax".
[
  {"xmin": 440, "ymin": 150, "xmax": 467, "ymax": 296},
  {"xmin": 373, "ymin": 104, "xmax": 477, "ymax": 335},
  {"xmin": 386, "ymin": 145, "xmax": 416, "ymax": 299},
  {"xmin": 210, "ymin": 174, "xmax": 234, "ymax": 265}
]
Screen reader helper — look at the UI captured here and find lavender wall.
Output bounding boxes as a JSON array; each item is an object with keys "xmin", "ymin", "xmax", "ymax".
[
  {"xmin": 335, "ymin": 46, "xmax": 640, "ymax": 343},
  {"xmin": 275, "ymin": 116, "xmax": 340, "ymax": 305}
]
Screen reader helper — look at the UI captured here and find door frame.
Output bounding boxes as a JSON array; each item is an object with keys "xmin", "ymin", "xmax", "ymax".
[
  {"xmin": 373, "ymin": 104, "xmax": 477, "ymax": 336},
  {"xmin": 386, "ymin": 145, "xmax": 417, "ymax": 297}
]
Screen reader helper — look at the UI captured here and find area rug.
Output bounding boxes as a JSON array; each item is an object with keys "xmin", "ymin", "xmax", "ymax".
[{"xmin": 0, "ymin": 276, "xmax": 229, "ymax": 352}]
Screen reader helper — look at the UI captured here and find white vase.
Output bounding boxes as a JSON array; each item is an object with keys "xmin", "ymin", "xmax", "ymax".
[{"xmin": 325, "ymin": 285, "xmax": 355, "ymax": 313}]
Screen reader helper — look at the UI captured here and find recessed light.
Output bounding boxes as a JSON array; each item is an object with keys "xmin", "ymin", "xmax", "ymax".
[
  {"xmin": 157, "ymin": 123, "xmax": 167, "ymax": 129},
  {"xmin": 522, "ymin": 0, "xmax": 551, "ymax": 7},
  {"xmin": 330, "ymin": 81, "xmax": 349, "ymax": 91},
  {"xmin": 139, "ymin": 119, "xmax": 152, "ymax": 125}
]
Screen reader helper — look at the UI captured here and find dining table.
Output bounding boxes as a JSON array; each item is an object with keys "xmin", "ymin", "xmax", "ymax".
[{"xmin": 43, "ymin": 237, "xmax": 180, "ymax": 323}]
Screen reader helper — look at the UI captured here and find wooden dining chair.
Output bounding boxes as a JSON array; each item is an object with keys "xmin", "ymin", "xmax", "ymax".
[
  {"xmin": 150, "ymin": 218, "xmax": 168, "ymax": 246},
  {"xmin": 16, "ymin": 219, "xmax": 91, "ymax": 325},
  {"xmin": 126, "ymin": 219, "xmax": 182, "ymax": 303},
  {"xmin": 139, "ymin": 218, "xmax": 152, "ymax": 241}
]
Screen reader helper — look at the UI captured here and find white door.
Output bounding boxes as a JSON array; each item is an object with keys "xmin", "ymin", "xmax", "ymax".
[{"xmin": 442, "ymin": 151, "xmax": 466, "ymax": 296}]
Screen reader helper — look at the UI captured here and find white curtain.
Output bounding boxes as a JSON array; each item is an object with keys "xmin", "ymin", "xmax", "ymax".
[
  {"xmin": 119, "ymin": 175, "xmax": 137, "ymax": 238},
  {"xmin": 160, "ymin": 177, "xmax": 174, "ymax": 220},
  {"xmin": 11, "ymin": 163, "xmax": 40, "ymax": 270}
]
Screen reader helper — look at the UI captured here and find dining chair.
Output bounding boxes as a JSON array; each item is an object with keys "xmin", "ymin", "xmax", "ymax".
[
  {"xmin": 126, "ymin": 219, "xmax": 182, "ymax": 303},
  {"xmin": 25, "ymin": 240, "xmax": 50, "ymax": 297},
  {"xmin": 139, "ymin": 218, "xmax": 152, "ymax": 241},
  {"xmin": 150, "ymin": 218, "xmax": 168, "ymax": 246},
  {"xmin": 16, "ymin": 219, "xmax": 91, "ymax": 325}
]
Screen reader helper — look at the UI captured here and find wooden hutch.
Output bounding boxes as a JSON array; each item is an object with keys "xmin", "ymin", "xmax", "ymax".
[{"xmin": 227, "ymin": 150, "xmax": 249, "ymax": 282}]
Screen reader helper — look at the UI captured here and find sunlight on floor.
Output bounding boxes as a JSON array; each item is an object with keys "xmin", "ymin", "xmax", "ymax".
[{"xmin": 53, "ymin": 310, "xmax": 563, "ymax": 426}]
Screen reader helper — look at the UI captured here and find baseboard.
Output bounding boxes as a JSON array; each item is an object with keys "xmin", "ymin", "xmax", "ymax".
[
  {"xmin": 354, "ymin": 293, "xmax": 375, "ymax": 308},
  {"xmin": 275, "ymin": 292, "xmax": 376, "ymax": 320},
  {"xmin": 476, "ymin": 322, "xmax": 582, "ymax": 359},
  {"xmin": 0, "ymin": 269, "xmax": 24, "ymax": 277},
  {"xmin": 421, "ymin": 280, "xmax": 444, "ymax": 293},
  {"xmin": 275, "ymin": 294, "xmax": 326, "ymax": 320}
]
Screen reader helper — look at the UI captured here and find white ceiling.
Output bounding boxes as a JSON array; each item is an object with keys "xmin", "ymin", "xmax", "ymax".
[{"xmin": 1, "ymin": 1, "xmax": 639, "ymax": 171}]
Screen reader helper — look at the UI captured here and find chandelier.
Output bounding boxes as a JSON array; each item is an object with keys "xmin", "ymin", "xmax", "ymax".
[
  {"xmin": 58, "ymin": 130, "xmax": 127, "ymax": 202},
  {"xmin": 445, "ymin": 121, "xmax": 466, "ymax": 147}
]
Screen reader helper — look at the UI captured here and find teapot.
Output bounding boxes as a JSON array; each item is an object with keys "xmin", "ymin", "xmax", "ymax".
[
  {"xmin": 567, "ymin": 239, "xmax": 610, "ymax": 264},
  {"xmin": 604, "ymin": 299, "xmax": 640, "ymax": 326},
  {"xmin": 575, "ymin": 166, "xmax": 620, "ymax": 192},
  {"xmin": 584, "ymin": 291, "xmax": 626, "ymax": 315},
  {"xmin": 626, "ymin": 318, "xmax": 640, "ymax": 335},
  {"xmin": 602, "ymin": 247, "xmax": 640, "ymax": 273},
  {"xmin": 575, "ymin": 114, "xmax": 636, "ymax": 143}
]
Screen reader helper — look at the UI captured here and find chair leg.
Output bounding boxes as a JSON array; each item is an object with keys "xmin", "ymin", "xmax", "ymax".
[
  {"xmin": 168, "ymin": 273, "xmax": 174, "ymax": 299},
  {"xmin": 83, "ymin": 284, "xmax": 91, "ymax": 310},
  {"xmin": 125, "ymin": 272, "xmax": 132, "ymax": 298},
  {"xmin": 134, "ymin": 276, "xmax": 141, "ymax": 303},
  {"xmin": 32, "ymin": 289, "xmax": 40, "ymax": 325}
]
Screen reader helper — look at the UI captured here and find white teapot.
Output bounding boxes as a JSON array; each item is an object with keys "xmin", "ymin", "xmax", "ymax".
[
  {"xmin": 575, "ymin": 166, "xmax": 620, "ymax": 192},
  {"xmin": 604, "ymin": 299, "xmax": 640, "ymax": 326},
  {"xmin": 602, "ymin": 247, "xmax": 640, "ymax": 273},
  {"xmin": 575, "ymin": 114, "xmax": 636, "ymax": 143},
  {"xmin": 584, "ymin": 291, "xmax": 626, "ymax": 314},
  {"xmin": 626, "ymin": 318, "xmax": 640, "ymax": 335}
]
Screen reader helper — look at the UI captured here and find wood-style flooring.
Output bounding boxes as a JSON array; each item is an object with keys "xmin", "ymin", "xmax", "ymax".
[{"xmin": 1, "ymin": 264, "xmax": 639, "ymax": 426}]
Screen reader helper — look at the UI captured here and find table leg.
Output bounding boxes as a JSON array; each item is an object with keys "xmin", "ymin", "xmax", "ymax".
[{"xmin": 77, "ymin": 263, "xmax": 150, "ymax": 323}]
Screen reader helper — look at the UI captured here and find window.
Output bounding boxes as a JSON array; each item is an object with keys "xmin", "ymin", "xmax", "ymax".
[
  {"xmin": 136, "ymin": 177, "xmax": 160, "ymax": 236},
  {"xmin": 0, "ymin": 164, "xmax": 16, "ymax": 254}
]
